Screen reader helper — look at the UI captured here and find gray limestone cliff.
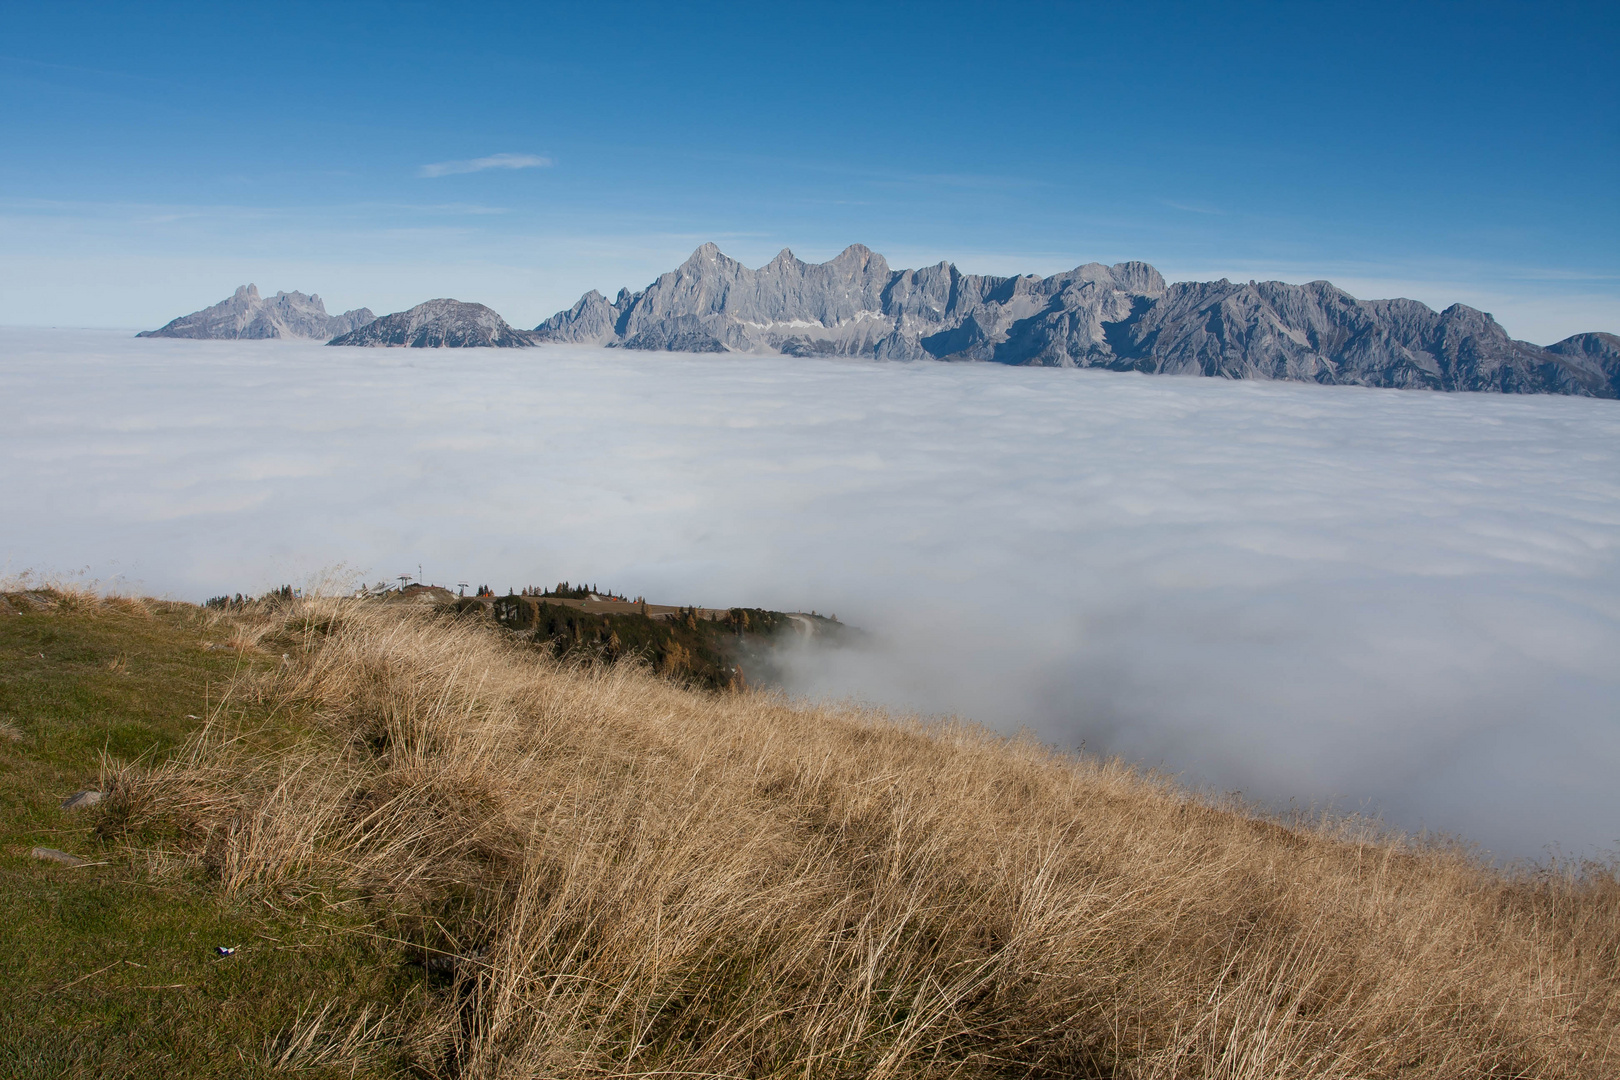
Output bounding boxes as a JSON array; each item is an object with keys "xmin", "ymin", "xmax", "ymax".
[
  {"xmin": 326, "ymin": 299, "xmax": 533, "ymax": 348},
  {"xmin": 137, "ymin": 284, "xmax": 374, "ymax": 341},
  {"xmin": 535, "ymin": 245, "xmax": 1620, "ymax": 397}
]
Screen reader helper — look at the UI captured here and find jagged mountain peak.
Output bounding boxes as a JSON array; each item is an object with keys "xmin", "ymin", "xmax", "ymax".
[
  {"xmin": 532, "ymin": 242, "xmax": 1618, "ymax": 397},
  {"xmin": 138, "ymin": 284, "xmax": 373, "ymax": 341},
  {"xmin": 1441, "ymin": 301, "xmax": 1494, "ymax": 321},
  {"xmin": 829, "ymin": 243, "xmax": 885, "ymax": 270},
  {"xmin": 680, "ymin": 242, "xmax": 738, "ymax": 270}
]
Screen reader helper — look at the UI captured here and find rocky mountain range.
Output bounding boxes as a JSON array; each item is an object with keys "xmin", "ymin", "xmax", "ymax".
[
  {"xmin": 535, "ymin": 244, "xmax": 1620, "ymax": 397},
  {"xmin": 327, "ymin": 299, "xmax": 533, "ymax": 348},
  {"xmin": 137, "ymin": 284, "xmax": 374, "ymax": 341}
]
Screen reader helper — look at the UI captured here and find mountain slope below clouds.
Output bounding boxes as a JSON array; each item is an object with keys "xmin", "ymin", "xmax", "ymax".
[
  {"xmin": 536, "ymin": 245, "xmax": 1620, "ymax": 397},
  {"xmin": 137, "ymin": 284, "xmax": 374, "ymax": 341}
]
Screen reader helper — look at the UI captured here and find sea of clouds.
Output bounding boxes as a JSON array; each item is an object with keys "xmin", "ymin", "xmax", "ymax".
[{"xmin": 4, "ymin": 328, "xmax": 1618, "ymax": 860}]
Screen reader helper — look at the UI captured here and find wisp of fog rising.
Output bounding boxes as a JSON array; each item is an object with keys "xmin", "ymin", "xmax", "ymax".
[{"xmin": 4, "ymin": 328, "xmax": 1618, "ymax": 860}]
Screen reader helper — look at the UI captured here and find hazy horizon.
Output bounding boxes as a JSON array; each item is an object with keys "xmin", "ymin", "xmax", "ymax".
[{"xmin": 14, "ymin": 239, "xmax": 1618, "ymax": 352}]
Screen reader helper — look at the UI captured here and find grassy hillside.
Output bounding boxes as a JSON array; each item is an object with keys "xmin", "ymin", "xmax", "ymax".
[
  {"xmin": 2, "ymin": 589, "xmax": 1617, "ymax": 1078},
  {"xmin": 0, "ymin": 590, "xmax": 406, "ymax": 1078}
]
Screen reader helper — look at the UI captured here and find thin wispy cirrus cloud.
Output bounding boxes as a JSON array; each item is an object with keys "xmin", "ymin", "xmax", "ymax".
[
  {"xmin": 417, "ymin": 152, "xmax": 553, "ymax": 178},
  {"xmin": 1162, "ymin": 199, "xmax": 1224, "ymax": 215}
]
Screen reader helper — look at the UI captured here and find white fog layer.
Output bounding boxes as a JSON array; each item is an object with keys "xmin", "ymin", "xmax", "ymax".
[{"xmin": 4, "ymin": 329, "xmax": 1618, "ymax": 859}]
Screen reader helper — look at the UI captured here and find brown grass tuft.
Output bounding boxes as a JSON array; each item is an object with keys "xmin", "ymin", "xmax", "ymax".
[
  {"xmin": 101, "ymin": 594, "xmax": 154, "ymax": 618},
  {"xmin": 262, "ymin": 999, "xmax": 395, "ymax": 1072},
  {"xmin": 106, "ymin": 598, "xmax": 1620, "ymax": 1078},
  {"xmin": 0, "ymin": 582, "xmax": 155, "ymax": 619}
]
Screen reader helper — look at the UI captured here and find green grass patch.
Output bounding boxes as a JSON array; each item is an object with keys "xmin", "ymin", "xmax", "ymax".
[{"xmin": 0, "ymin": 596, "xmax": 416, "ymax": 1078}]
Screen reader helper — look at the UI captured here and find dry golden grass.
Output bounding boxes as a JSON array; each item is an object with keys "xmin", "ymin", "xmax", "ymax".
[
  {"xmin": 262, "ymin": 999, "xmax": 396, "ymax": 1072},
  {"xmin": 101, "ymin": 598, "xmax": 1620, "ymax": 1079}
]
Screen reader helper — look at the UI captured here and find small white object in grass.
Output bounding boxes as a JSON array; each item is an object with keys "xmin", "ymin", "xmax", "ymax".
[{"xmin": 215, "ymin": 946, "xmax": 236, "ymax": 956}]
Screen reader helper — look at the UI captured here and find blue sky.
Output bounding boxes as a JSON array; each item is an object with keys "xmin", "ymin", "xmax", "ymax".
[{"xmin": 2, "ymin": 0, "xmax": 1615, "ymax": 341}]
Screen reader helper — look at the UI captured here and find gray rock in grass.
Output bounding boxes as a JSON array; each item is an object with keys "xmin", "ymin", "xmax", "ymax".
[
  {"xmin": 31, "ymin": 846, "xmax": 87, "ymax": 866},
  {"xmin": 60, "ymin": 790, "xmax": 104, "ymax": 812}
]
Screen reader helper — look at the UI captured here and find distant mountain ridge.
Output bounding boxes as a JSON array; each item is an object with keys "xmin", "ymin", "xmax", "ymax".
[
  {"xmin": 535, "ymin": 244, "xmax": 1620, "ymax": 397},
  {"xmin": 327, "ymin": 299, "xmax": 533, "ymax": 348},
  {"xmin": 137, "ymin": 284, "xmax": 374, "ymax": 341}
]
